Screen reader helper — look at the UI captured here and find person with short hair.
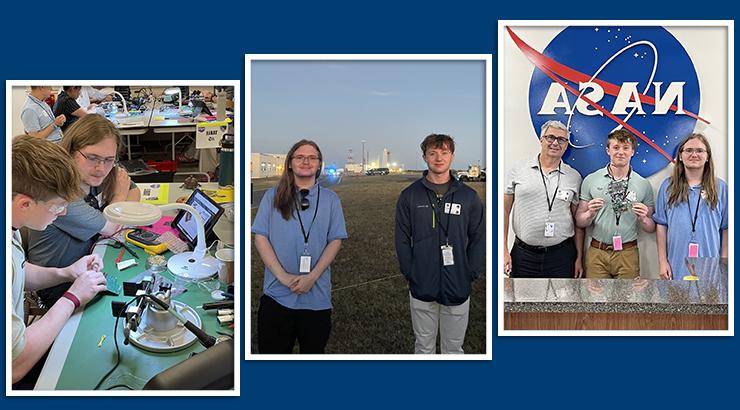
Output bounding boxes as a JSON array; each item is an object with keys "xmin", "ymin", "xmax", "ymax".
[
  {"xmin": 27, "ymin": 114, "xmax": 140, "ymax": 306},
  {"xmin": 252, "ymin": 139, "xmax": 348, "ymax": 353},
  {"xmin": 395, "ymin": 134, "xmax": 484, "ymax": 354},
  {"xmin": 53, "ymin": 86, "xmax": 95, "ymax": 131},
  {"xmin": 653, "ymin": 133, "xmax": 728, "ymax": 280},
  {"xmin": 20, "ymin": 86, "xmax": 65, "ymax": 142},
  {"xmin": 503, "ymin": 120, "xmax": 584, "ymax": 278},
  {"xmin": 11, "ymin": 135, "xmax": 107, "ymax": 387},
  {"xmin": 575, "ymin": 129, "xmax": 655, "ymax": 279}
]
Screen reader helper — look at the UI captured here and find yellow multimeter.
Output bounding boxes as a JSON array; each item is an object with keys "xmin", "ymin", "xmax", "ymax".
[{"xmin": 125, "ymin": 229, "xmax": 169, "ymax": 255}]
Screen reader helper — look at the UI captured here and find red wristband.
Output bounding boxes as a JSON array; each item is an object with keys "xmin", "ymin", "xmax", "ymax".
[{"xmin": 62, "ymin": 291, "xmax": 81, "ymax": 309}]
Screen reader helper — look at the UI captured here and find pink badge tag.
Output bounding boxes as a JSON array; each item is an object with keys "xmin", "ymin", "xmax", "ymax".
[
  {"xmin": 688, "ymin": 242, "xmax": 699, "ymax": 258},
  {"xmin": 612, "ymin": 235, "xmax": 623, "ymax": 251}
]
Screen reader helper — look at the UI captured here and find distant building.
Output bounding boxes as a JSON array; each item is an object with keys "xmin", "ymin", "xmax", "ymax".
[
  {"xmin": 251, "ymin": 153, "xmax": 286, "ymax": 178},
  {"xmin": 382, "ymin": 148, "xmax": 390, "ymax": 167},
  {"xmin": 345, "ymin": 163, "xmax": 364, "ymax": 173}
]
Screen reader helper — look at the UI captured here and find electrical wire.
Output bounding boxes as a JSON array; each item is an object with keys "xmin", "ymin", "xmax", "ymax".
[{"xmin": 93, "ymin": 295, "xmax": 144, "ymax": 390}]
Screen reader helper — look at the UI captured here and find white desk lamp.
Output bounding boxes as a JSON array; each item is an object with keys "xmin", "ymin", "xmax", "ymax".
[
  {"xmin": 103, "ymin": 202, "xmax": 219, "ymax": 280},
  {"xmin": 164, "ymin": 87, "xmax": 183, "ymax": 111},
  {"xmin": 112, "ymin": 91, "xmax": 129, "ymax": 117}
]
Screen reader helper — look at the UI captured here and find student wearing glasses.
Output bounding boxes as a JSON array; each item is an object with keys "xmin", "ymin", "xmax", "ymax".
[
  {"xmin": 252, "ymin": 139, "xmax": 348, "ymax": 354},
  {"xmin": 653, "ymin": 133, "xmax": 728, "ymax": 280},
  {"xmin": 12, "ymin": 136, "xmax": 107, "ymax": 388},
  {"xmin": 503, "ymin": 120, "xmax": 585, "ymax": 278},
  {"xmin": 27, "ymin": 114, "xmax": 140, "ymax": 306}
]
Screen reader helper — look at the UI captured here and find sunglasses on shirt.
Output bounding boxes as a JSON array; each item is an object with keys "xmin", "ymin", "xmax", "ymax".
[{"xmin": 299, "ymin": 189, "xmax": 310, "ymax": 211}]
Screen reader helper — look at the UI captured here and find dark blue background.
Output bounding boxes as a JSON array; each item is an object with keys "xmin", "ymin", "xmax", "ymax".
[{"xmin": 2, "ymin": 0, "xmax": 736, "ymax": 407}]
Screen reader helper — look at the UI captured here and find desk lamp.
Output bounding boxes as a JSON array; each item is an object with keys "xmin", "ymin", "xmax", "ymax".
[
  {"xmin": 112, "ymin": 91, "xmax": 129, "ymax": 117},
  {"xmin": 103, "ymin": 202, "xmax": 219, "ymax": 280},
  {"xmin": 164, "ymin": 87, "xmax": 183, "ymax": 111}
]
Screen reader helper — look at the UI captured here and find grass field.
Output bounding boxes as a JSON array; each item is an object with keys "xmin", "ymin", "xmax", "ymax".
[{"xmin": 250, "ymin": 173, "xmax": 487, "ymax": 354}]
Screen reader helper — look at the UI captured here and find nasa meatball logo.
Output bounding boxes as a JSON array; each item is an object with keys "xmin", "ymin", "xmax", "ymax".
[{"xmin": 508, "ymin": 26, "xmax": 709, "ymax": 177}]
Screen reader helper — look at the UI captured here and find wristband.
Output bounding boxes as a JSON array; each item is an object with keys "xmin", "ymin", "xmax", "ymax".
[{"xmin": 62, "ymin": 291, "xmax": 81, "ymax": 309}]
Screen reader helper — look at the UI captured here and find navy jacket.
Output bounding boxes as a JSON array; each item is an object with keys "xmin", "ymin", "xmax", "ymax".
[{"xmin": 394, "ymin": 172, "xmax": 485, "ymax": 306}]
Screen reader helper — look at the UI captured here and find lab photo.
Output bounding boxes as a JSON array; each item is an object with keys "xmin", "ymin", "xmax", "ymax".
[
  {"xmin": 7, "ymin": 82, "xmax": 240, "ymax": 393},
  {"xmin": 499, "ymin": 22, "xmax": 732, "ymax": 333},
  {"xmin": 248, "ymin": 55, "xmax": 492, "ymax": 357}
]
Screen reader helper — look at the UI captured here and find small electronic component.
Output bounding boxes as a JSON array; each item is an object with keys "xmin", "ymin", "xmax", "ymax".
[{"xmin": 117, "ymin": 259, "xmax": 138, "ymax": 271}]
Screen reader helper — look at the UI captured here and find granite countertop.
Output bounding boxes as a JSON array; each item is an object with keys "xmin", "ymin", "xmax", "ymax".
[{"xmin": 504, "ymin": 257, "xmax": 728, "ymax": 315}]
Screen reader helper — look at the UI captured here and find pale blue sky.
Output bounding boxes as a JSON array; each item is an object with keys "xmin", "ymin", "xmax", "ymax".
[{"xmin": 251, "ymin": 60, "xmax": 486, "ymax": 170}]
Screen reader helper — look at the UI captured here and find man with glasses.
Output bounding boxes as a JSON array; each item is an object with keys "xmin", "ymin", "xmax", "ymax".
[
  {"xmin": 395, "ymin": 134, "xmax": 484, "ymax": 354},
  {"xmin": 503, "ymin": 120, "xmax": 584, "ymax": 278},
  {"xmin": 653, "ymin": 133, "xmax": 728, "ymax": 280},
  {"xmin": 20, "ymin": 86, "xmax": 66, "ymax": 143},
  {"xmin": 27, "ymin": 115, "xmax": 139, "ymax": 306},
  {"xmin": 252, "ymin": 139, "xmax": 347, "ymax": 354},
  {"xmin": 575, "ymin": 129, "xmax": 655, "ymax": 279},
  {"xmin": 11, "ymin": 136, "xmax": 107, "ymax": 388}
]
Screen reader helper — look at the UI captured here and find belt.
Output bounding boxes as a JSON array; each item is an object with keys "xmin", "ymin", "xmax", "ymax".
[
  {"xmin": 514, "ymin": 237, "xmax": 572, "ymax": 253},
  {"xmin": 590, "ymin": 238, "xmax": 637, "ymax": 251}
]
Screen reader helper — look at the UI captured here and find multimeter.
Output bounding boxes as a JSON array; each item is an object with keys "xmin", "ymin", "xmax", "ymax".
[{"xmin": 125, "ymin": 229, "xmax": 168, "ymax": 255}]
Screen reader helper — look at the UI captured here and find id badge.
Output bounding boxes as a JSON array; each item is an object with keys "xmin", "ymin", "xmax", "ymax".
[
  {"xmin": 688, "ymin": 242, "xmax": 699, "ymax": 258},
  {"xmin": 300, "ymin": 255, "xmax": 312, "ymax": 273},
  {"xmin": 612, "ymin": 235, "xmax": 623, "ymax": 251},
  {"xmin": 441, "ymin": 245, "xmax": 455, "ymax": 266},
  {"xmin": 544, "ymin": 222, "xmax": 555, "ymax": 237}
]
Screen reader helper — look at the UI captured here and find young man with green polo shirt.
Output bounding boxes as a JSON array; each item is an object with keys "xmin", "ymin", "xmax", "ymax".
[{"xmin": 575, "ymin": 129, "xmax": 655, "ymax": 279}]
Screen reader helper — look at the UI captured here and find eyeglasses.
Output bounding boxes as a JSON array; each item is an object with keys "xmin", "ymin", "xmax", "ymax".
[
  {"xmin": 292, "ymin": 155, "xmax": 320, "ymax": 163},
  {"xmin": 78, "ymin": 151, "xmax": 117, "ymax": 167},
  {"xmin": 542, "ymin": 135, "xmax": 569, "ymax": 145},
  {"xmin": 299, "ymin": 189, "xmax": 310, "ymax": 211},
  {"xmin": 681, "ymin": 148, "xmax": 707, "ymax": 155},
  {"xmin": 40, "ymin": 200, "xmax": 68, "ymax": 215}
]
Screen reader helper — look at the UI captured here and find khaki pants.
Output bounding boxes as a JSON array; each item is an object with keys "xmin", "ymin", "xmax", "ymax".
[
  {"xmin": 410, "ymin": 294, "xmax": 469, "ymax": 354},
  {"xmin": 585, "ymin": 246, "xmax": 640, "ymax": 279}
]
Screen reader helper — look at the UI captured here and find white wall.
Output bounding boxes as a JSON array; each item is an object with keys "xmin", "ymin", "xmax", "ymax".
[{"xmin": 501, "ymin": 25, "xmax": 729, "ymax": 278}]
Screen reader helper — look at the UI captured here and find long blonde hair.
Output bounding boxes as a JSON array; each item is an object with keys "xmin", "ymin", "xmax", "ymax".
[
  {"xmin": 59, "ymin": 114, "xmax": 124, "ymax": 206},
  {"xmin": 667, "ymin": 133, "xmax": 718, "ymax": 208}
]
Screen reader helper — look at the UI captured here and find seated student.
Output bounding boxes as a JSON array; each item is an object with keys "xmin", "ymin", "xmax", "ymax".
[
  {"xmin": 20, "ymin": 86, "xmax": 65, "ymax": 143},
  {"xmin": 28, "ymin": 114, "xmax": 140, "ymax": 305},
  {"xmin": 653, "ymin": 133, "xmax": 728, "ymax": 279},
  {"xmin": 11, "ymin": 136, "xmax": 107, "ymax": 387},
  {"xmin": 53, "ymin": 86, "xmax": 95, "ymax": 131}
]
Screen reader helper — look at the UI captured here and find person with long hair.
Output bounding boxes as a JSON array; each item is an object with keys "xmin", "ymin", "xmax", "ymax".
[
  {"xmin": 653, "ymin": 133, "xmax": 728, "ymax": 279},
  {"xmin": 27, "ymin": 114, "xmax": 140, "ymax": 305},
  {"xmin": 252, "ymin": 139, "xmax": 347, "ymax": 353}
]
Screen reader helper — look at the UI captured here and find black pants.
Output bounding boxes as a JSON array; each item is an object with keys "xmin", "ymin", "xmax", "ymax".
[
  {"xmin": 257, "ymin": 294, "xmax": 331, "ymax": 354},
  {"xmin": 510, "ymin": 237, "xmax": 576, "ymax": 278}
]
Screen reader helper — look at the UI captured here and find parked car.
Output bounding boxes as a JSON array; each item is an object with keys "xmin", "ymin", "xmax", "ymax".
[{"xmin": 365, "ymin": 167, "xmax": 390, "ymax": 175}]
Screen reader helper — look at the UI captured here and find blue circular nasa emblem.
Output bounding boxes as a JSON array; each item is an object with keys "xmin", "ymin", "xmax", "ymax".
[{"xmin": 527, "ymin": 26, "xmax": 701, "ymax": 177}]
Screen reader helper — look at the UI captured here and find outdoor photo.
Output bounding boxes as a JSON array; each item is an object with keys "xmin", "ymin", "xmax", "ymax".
[{"xmin": 248, "ymin": 57, "xmax": 491, "ymax": 356}]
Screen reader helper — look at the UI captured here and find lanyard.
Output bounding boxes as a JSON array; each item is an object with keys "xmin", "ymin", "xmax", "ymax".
[
  {"xmin": 607, "ymin": 165, "xmax": 632, "ymax": 227},
  {"xmin": 687, "ymin": 187, "xmax": 702, "ymax": 235},
  {"xmin": 538, "ymin": 155, "xmax": 561, "ymax": 215},
  {"xmin": 426, "ymin": 191, "xmax": 454, "ymax": 244},
  {"xmin": 29, "ymin": 96, "xmax": 56, "ymax": 127},
  {"xmin": 295, "ymin": 186, "xmax": 321, "ymax": 247}
]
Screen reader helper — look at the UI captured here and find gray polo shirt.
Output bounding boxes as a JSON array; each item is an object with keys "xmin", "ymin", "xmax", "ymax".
[
  {"xmin": 505, "ymin": 156, "xmax": 582, "ymax": 246},
  {"xmin": 580, "ymin": 166, "xmax": 655, "ymax": 243},
  {"xmin": 27, "ymin": 188, "xmax": 107, "ymax": 269},
  {"xmin": 20, "ymin": 95, "xmax": 63, "ymax": 143}
]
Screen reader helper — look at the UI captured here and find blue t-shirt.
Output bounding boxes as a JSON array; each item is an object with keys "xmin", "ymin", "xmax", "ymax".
[
  {"xmin": 20, "ymin": 95, "xmax": 63, "ymax": 143},
  {"xmin": 653, "ymin": 178, "xmax": 728, "ymax": 279},
  {"xmin": 252, "ymin": 184, "xmax": 348, "ymax": 310}
]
